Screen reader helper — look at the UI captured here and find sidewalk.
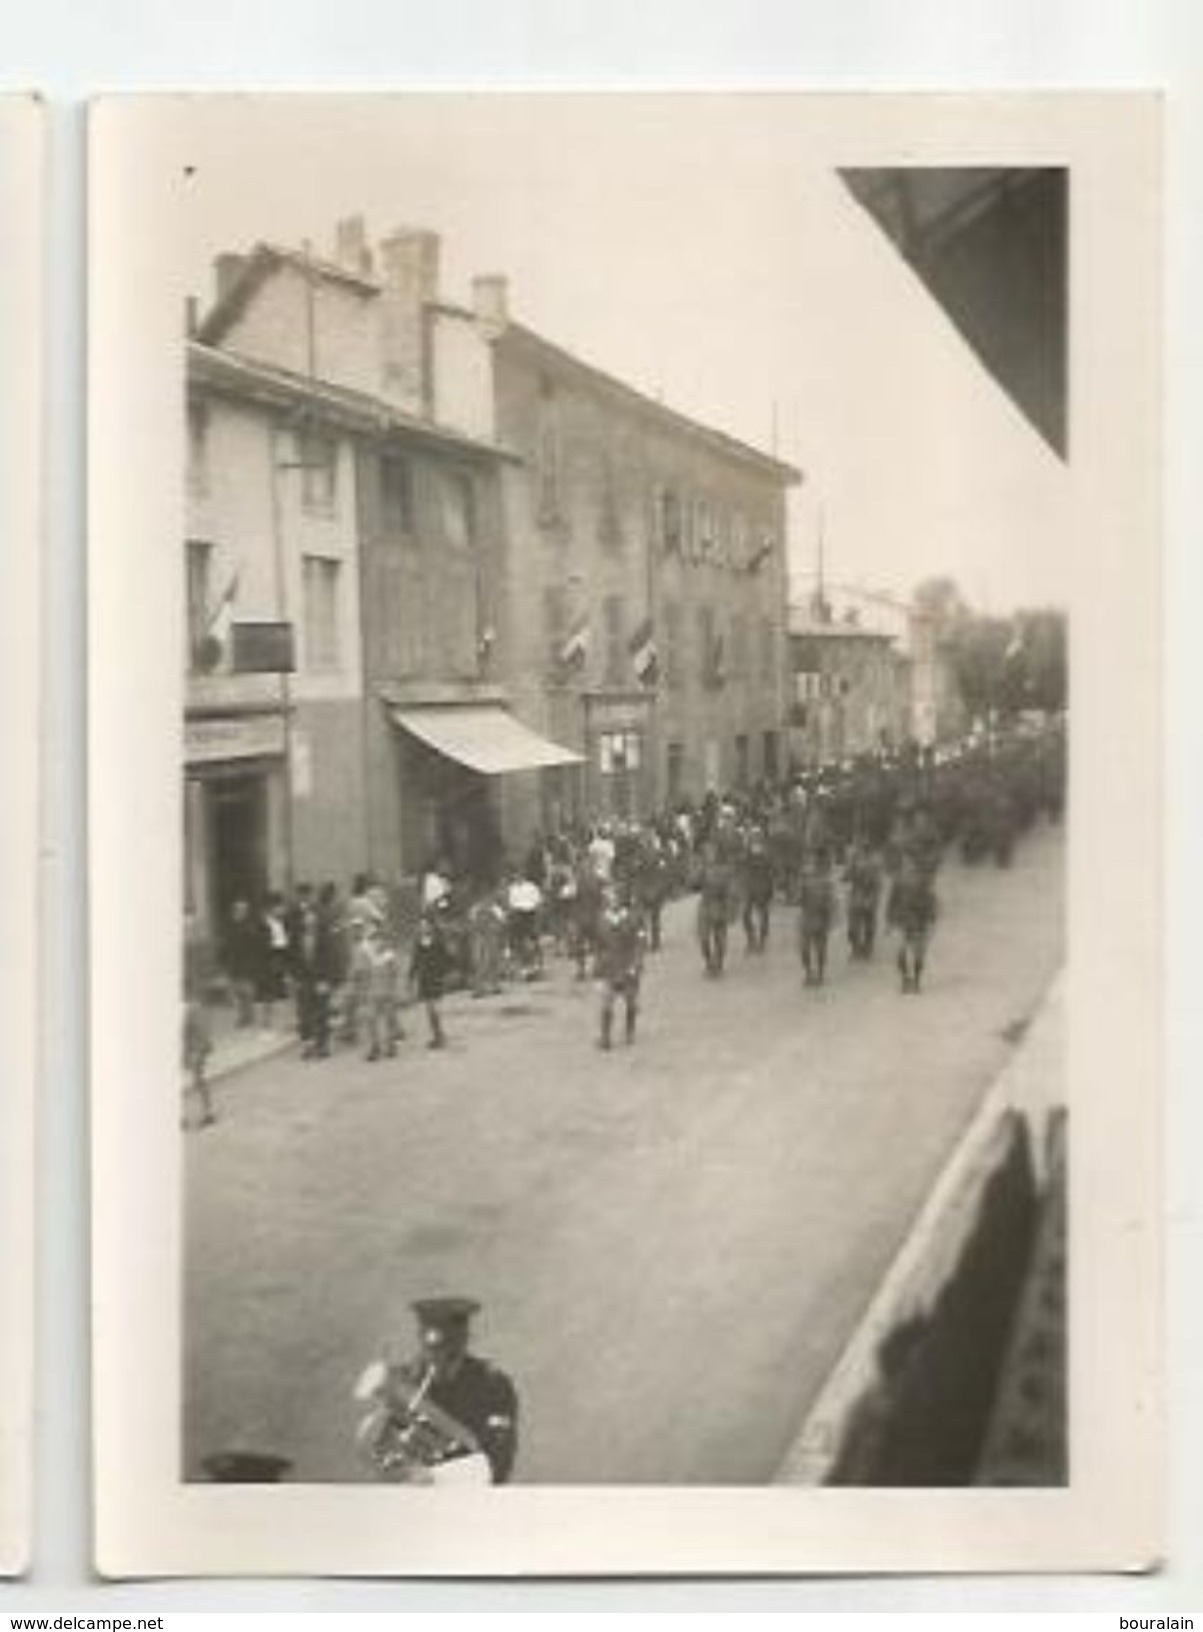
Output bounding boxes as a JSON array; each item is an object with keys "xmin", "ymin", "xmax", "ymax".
[{"xmin": 182, "ymin": 1002, "xmax": 297, "ymax": 1094}]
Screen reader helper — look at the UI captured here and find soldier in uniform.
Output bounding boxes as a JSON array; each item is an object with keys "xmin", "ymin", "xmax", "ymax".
[
  {"xmin": 595, "ymin": 884, "xmax": 645, "ymax": 1049},
  {"xmin": 887, "ymin": 851, "xmax": 938, "ymax": 994},
  {"xmin": 843, "ymin": 836, "xmax": 883, "ymax": 961},
  {"xmin": 388, "ymin": 1296, "xmax": 519, "ymax": 1484},
  {"xmin": 797, "ymin": 849, "xmax": 836, "ymax": 987},
  {"xmin": 741, "ymin": 825, "xmax": 775, "ymax": 954}
]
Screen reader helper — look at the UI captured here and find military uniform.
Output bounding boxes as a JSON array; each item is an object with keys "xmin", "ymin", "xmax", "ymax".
[
  {"xmin": 595, "ymin": 896, "xmax": 645, "ymax": 1048},
  {"xmin": 397, "ymin": 1297, "xmax": 519, "ymax": 1484}
]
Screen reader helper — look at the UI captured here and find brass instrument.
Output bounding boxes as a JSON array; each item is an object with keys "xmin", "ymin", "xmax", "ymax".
[{"xmin": 353, "ymin": 1357, "xmax": 490, "ymax": 1486}]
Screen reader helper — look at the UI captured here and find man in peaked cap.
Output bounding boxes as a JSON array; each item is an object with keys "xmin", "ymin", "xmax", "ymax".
[{"xmin": 401, "ymin": 1296, "xmax": 519, "ymax": 1483}]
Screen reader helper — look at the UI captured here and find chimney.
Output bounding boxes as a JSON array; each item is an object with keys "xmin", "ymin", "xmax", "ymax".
[
  {"xmin": 334, "ymin": 214, "xmax": 373, "ymax": 277},
  {"xmin": 471, "ymin": 274, "xmax": 509, "ymax": 339},
  {"xmin": 378, "ymin": 227, "xmax": 440, "ymax": 414},
  {"xmin": 213, "ymin": 251, "xmax": 248, "ymax": 304}
]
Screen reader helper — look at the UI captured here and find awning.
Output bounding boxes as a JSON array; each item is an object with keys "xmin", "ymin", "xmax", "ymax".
[{"xmin": 389, "ymin": 704, "xmax": 583, "ymax": 776}]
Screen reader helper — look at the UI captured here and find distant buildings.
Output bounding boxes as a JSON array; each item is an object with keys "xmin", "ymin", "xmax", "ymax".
[
  {"xmin": 786, "ymin": 596, "xmax": 966, "ymax": 766},
  {"xmin": 184, "ymin": 219, "xmax": 799, "ymax": 938}
]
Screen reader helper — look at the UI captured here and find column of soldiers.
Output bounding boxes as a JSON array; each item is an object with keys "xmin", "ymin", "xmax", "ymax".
[{"xmin": 191, "ymin": 721, "xmax": 1065, "ymax": 1117}]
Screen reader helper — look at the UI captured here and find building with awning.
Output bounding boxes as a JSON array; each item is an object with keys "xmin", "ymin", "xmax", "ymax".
[
  {"xmin": 187, "ymin": 210, "xmax": 800, "ymax": 923},
  {"xmin": 376, "ymin": 689, "xmax": 582, "ymax": 881},
  {"xmin": 387, "ymin": 701, "xmax": 582, "ymax": 776}
]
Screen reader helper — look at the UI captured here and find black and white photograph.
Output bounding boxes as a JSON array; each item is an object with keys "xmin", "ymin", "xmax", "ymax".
[
  {"xmin": 0, "ymin": 91, "xmax": 42, "ymax": 1578},
  {"xmin": 90, "ymin": 92, "xmax": 1161, "ymax": 1576}
]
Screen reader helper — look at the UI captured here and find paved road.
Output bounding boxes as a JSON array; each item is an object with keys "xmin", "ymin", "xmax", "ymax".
[{"xmin": 184, "ymin": 822, "xmax": 1065, "ymax": 1485}]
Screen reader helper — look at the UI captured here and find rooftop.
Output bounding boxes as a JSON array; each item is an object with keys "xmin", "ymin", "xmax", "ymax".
[
  {"xmin": 500, "ymin": 320, "xmax": 802, "ymax": 486},
  {"xmin": 187, "ymin": 340, "xmax": 516, "ymax": 463}
]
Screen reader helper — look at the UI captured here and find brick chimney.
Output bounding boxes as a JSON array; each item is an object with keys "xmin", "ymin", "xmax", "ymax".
[
  {"xmin": 213, "ymin": 251, "xmax": 249, "ymax": 304},
  {"xmin": 471, "ymin": 274, "xmax": 509, "ymax": 340},
  {"xmin": 378, "ymin": 227, "xmax": 440, "ymax": 414},
  {"xmin": 334, "ymin": 214, "xmax": 374, "ymax": 277}
]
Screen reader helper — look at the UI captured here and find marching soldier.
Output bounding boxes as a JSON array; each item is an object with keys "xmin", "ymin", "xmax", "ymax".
[
  {"xmin": 595, "ymin": 883, "xmax": 645, "ymax": 1049},
  {"xmin": 741, "ymin": 825, "xmax": 775, "ymax": 954},
  {"xmin": 843, "ymin": 837, "xmax": 883, "ymax": 961},
  {"xmin": 887, "ymin": 851, "xmax": 939, "ymax": 994},
  {"xmin": 797, "ymin": 849, "xmax": 836, "ymax": 987}
]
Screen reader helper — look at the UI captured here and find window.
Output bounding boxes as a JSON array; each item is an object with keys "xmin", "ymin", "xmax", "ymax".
[
  {"xmin": 380, "ymin": 455, "xmax": 415, "ymax": 537},
  {"xmin": 536, "ymin": 387, "xmax": 562, "ymax": 523},
  {"xmin": 763, "ymin": 729, "xmax": 779, "ymax": 782},
  {"xmin": 666, "ymin": 741, "xmax": 685, "ymax": 801},
  {"xmin": 731, "ymin": 613, "xmax": 748, "ymax": 681},
  {"xmin": 299, "ymin": 431, "xmax": 338, "ymax": 513},
  {"xmin": 695, "ymin": 496, "xmax": 712, "ymax": 559},
  {"xmin": 186, "ymin": 540, "xmax": 213, "ymax": 671},
  {"xmin": 302, "ymin": 556, "xmax": 341, "ymax": 671},
  {"xmin": 761, "ymin": 617, "xmax": 775, "ymax": 684},
  {"xmin": 187, "ymin": 403, "xmax": 209, "ymax": 496},
  {"xmin": 441, "ymin": 470, "xmax": 475, "ymax": 550},
  {"xmin": 663, "ymin": 601, "xmax": 682, "ymax": 691},
  {"xmin": 603, "ymin": 594, "xmax": 625, "ymax": 686},
  {"xmin": 735, "ymin": 734, "xmax": 749, "ymax": 787},
  {"xmin": 660, "ymin": 486, "xmax": 682, "ymax": 554},
  {"xmin": 543, "ymin": 584, "xmax": 567, "ymax": 672},
  {"xmin": 698, "ymin": 605, "xmax": 714, "ymax": 685},
  {"xmin": 598, "ymin": 447, "xmax": 622, "ymax": 547},
  {"xmin": 731, "ymin": 511, "xmax": 747, "ymax": 572},
  {"xmin": 598, "ymin": 730, "xmax": 641, "ymax": 774}
]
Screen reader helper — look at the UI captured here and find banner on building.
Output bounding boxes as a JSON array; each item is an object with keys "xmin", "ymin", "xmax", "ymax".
[{"xmin": 559, "ymin": 614, "xmax": 590, "ymax": 673}]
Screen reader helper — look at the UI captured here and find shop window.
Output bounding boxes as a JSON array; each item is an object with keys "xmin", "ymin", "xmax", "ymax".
[{"xmin": 302, "ymin": 555, "xmax": 341, "ymax": 671}]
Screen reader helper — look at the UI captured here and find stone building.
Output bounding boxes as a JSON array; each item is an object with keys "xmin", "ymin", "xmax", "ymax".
[
  {"xmin": 427, "ymin": 275, "xmax": 800, "ymax": 825},
  {"xmin": 185, "ymin": 240, "xmax": 546, "ymax": 937},
  {"xmin": 185, "ymin": 217, "xmax": 798, "ymax": 935},
  {"xmin": 786, "ymin": 603, "xmax": 913, "ymax": 765}
]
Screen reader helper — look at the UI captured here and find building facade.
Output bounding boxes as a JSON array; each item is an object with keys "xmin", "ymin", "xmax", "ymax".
[
  {"xmin": 185, "ymin": 217, "xmax": 798, "ymax": 938},
  {"xmin": 786, "ymin": 604, "xmax": 913, "ymax": 765},
  {"xmin": 466, "ymin": 301, "xmax": 799, "ymax": 827}
]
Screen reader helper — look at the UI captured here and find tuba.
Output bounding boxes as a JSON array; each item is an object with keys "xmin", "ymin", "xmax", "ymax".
[{"xmin": 353, "ymin": 1357, "xmax": 490, "ymax": 1485}]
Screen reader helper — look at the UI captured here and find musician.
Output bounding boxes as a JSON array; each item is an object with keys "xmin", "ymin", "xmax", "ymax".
[{"xmin": 396, "ymin": 1296, "xmax": 519, "ymax": 1483}]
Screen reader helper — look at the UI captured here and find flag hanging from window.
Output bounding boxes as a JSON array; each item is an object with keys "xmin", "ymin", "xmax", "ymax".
[
  {"xmin": 628, "ymin": 615, "xmax": 660, "ymax": 686},
  {"xmin": 559, "ymin": 613, "xmax": 591, "ymax": 673},
  {"xmin": 747, "ymin": 533, "xmax": 774, "ymax": 574},
  {"xmin": 200, "ymin": 564, "xmax": 241, "ymax": 669}
]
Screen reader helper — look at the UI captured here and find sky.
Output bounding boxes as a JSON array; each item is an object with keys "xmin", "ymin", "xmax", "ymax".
[{"xmin": 180, "ymin": 95, "xmax": 1073, "ymax": 618}]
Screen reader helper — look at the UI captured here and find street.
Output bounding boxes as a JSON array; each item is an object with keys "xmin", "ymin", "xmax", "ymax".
[{"xmin": 184, "ymin": 822, "xmax": 1064, "ymax": 1485}]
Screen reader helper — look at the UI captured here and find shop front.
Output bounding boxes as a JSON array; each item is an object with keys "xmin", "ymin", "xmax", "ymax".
[
  {"xmin": 386, "ymin": 700, "xmax": 582, "ymax": 883},
  {"xmin": 184, "ymin": 711, "xmax": 287, "ymax": 947}
]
